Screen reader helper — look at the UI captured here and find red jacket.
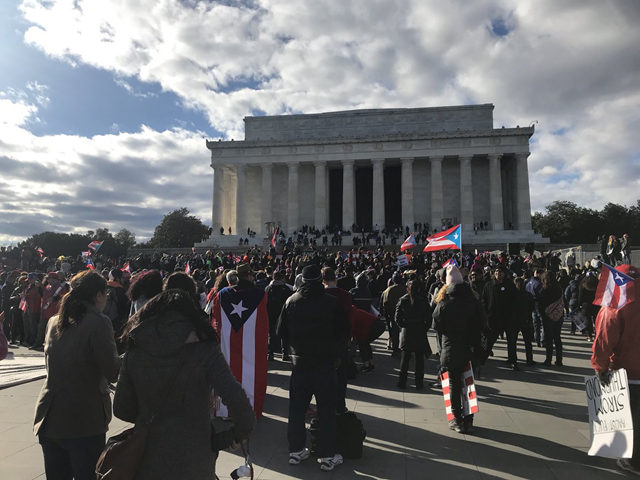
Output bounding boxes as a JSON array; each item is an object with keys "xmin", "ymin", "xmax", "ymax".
[
  {"xmin": 25, "ymin": 284, "xmax": 43, "ymax": 315},
  {"xmin": 349, "ymin": 307, "xmax": 377, "ymax": 343},
  {"xmin": 591, "ymin": 280, "xmax": 640, "ymax": 381},
  {"xmin": 41, "ymin": 283, "xmax": 69, "ymax": 321}
]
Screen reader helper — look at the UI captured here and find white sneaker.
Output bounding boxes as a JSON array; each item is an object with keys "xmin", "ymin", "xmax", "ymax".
[
  {"xmin": 289, "ymin": 448, "xmax": 310, "ymax": 466},
  {"xmin": 319, "ymin": 454, "xmax": 343, "ymax": 471},
  {"xmin": 617, "ymin": 459, "xmax": 640, "ymax": 476}
]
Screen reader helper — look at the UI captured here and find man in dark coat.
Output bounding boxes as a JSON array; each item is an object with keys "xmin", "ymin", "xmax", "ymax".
[
  {"xmin": 481, "ymin": 265, "xmax": 518, "ymax": 370},
  {"xmin": 265, "ymin": 271, "xmax": 293, "ymax": 361},
  {"xmin": 277, "ymin": 265, "xmax": 348, "ymax": 472}
]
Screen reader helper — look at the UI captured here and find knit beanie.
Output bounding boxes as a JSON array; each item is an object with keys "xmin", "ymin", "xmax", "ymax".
[
  {"xmin": 301, "ymin": 265, "xmax": 322, "ymax": 283},
  {"xmin": 446, "ymin": 265, "xmax": 463, "ymax": 285}
]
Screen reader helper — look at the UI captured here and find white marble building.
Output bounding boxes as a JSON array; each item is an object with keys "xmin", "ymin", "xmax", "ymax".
[{"xmin": 199, "ymin": 104, "xmax": 548, "ymax": 246}]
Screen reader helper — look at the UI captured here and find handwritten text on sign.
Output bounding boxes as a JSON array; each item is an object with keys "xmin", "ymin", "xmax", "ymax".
[{"xmin": 584, "ymin": 369, "xmax": 634, "ymax": 458}]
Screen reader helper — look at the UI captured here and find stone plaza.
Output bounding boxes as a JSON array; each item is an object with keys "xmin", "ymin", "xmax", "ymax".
[
  {"xmin": 0, "ymin": 329, "xmax": 627, "ymax": 479},
  {"xmin": 199, "ymin": 104, "xmax": 548, "ymax": 248}
]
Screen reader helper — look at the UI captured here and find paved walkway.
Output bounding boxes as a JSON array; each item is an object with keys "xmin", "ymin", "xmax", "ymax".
[{"xmin": 0, "ymin": 329, "xmax": 631, "ymax": 479}]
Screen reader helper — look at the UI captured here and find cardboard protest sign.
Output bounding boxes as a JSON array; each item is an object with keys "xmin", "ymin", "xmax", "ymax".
[
  {"xmin": 441, "ymin": 362, "xmax": 479, "ymax": 420},
  {"xmin": 584, "ymin": 369, "xmax": 634, "ymax": 458},
  {"xmin": 397, "ymin": 255, "xmax": 409, "ymax": 268}
]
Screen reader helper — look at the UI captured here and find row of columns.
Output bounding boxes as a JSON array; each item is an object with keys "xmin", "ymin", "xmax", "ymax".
[{"xmin": 211, "ymin": 153, "xmax": 532, "ymax": 235}]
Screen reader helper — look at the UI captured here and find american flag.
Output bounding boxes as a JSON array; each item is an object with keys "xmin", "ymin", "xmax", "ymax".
[
  {"xmin": 400, "ymin": 233, "xmax": 417, "ymax": 252},
  {"xmin": 88, "ymin": 240, "xmax": 104, "ymax": 253},
  {"xmin": 211, "ymin": 286, "xmax": 269, "ymax": 418},
  {"xmin": 593, "ymin": 263, "xmax": 636, "ymax": 309},
  {"xmin": 184, "ymin": 262, "xmax": 191, "ymax": 275},
  {"xmin": 441, "ymin": 362, "xmax": 479, "ymax": 420}
]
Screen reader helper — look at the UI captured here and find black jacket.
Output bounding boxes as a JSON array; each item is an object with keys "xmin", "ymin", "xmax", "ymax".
[
  {"xmin": 433, "ymin": 283, "xmax": 482, "ymax": 369},
  {"xmin": 277, "ymin": 282, "xmax": 348, "ymax": 372},
  {"xmin": 394, "ymin": 294, "xmax": 432, "ymax": 353},
  {"xmin": 481, "ymin": 279, "xmax": 516, "ymax": 330},
  {"xmin": 564, "ymin": 279, "xmax": 580, "ymax": 310},
  {"xmin": 350, "ymin": 275, "xmax": 373, "ymax": 312},
  {"xmin": 265, "ymin": 281, "xmax": 292, "ymax": 323}
]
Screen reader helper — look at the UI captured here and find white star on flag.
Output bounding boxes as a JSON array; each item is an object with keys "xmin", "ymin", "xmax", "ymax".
[
  {"xmin": 230, "ymin": 300, "xmax": 248, "ymax": 317},
  {"xmin": 454, "ymin": 234, "xmax": 459, "ymax": 239}
]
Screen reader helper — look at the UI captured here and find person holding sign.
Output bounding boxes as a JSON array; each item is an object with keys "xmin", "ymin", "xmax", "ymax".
[{"xmin": 591, "ymin": 264, "xmax": 640, "ymax": 475}]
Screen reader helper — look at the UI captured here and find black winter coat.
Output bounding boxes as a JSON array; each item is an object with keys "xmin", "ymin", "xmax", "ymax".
[
  {"xmin": 481, "ymin": 279, "xmax": 517, "ymax": 331},
  {"xmin": 394, "ymin": 294, "xmax": 432, "ymax": 353},
  {"xmin": 277, "ymin": 283, "xmax": 349, "ymax": 372},
  {"xmin": 433, "ymin": 283, "xmax": 482, "ymax": 369}
]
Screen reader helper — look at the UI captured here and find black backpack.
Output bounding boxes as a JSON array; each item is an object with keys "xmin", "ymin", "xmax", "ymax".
[{"xmin": 308, "ymin": 411, "xmax": 366, "ymax": 459}]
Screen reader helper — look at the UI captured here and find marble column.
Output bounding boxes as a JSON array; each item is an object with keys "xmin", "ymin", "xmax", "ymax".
[
  {"xmin": 489, "ymin": 154, "xmax": 504, "ymax": 231},
  {"xmin": 430, "ymin": 156, "xmax": 444, "ymax": 231},
  {"xmin": 372, "ymin": 158, "xmax": 385, "ymax": 230},
  {"xmin": 314, "ymin": 161, "xmax": 327, "ymax": 230},
  {"xmin": 211, "ymin": 164, "xmax": 223, "ymax": 234},
  {"xmin": 342, "ymin": 160, "xmax": 355, "ymax": 231},
  {"xmin": 515, "ymin": 153, "xmax": 533, "ymax": 230},
  {"xmin": 459, "ymin": 155, "xmax": 474, "ymax": 231},
  {"xmin": 287, "ymin": 162, "xmax": 299, "ymax": 234},
  {"xmin": 401, "ymin": 157, "xmax": 414, "ymax": 230},
  {"xmin": 260, "ymin": 163, "xmax": 273, "ymax": 235},
  {"xmin": 235, "ymin": 164, "xmax": 246, "ymax": 235}
]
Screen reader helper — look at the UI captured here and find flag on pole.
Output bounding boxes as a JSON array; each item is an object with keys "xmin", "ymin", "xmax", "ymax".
[
  {"xmin": 400, "ymin": 233, "xmax": 417, "ymax": 251},
  {"xmin": 35, "ymin": 246, "xmax": 44, "ymax": 258},
  {"xmin": 271, "ymin": 227, "xmax": 278, "ymax": 248},
  {"xmin": 443, "ymin": 258, "xmax": 459, "ymax": 268},
  {"xmin": 211, "ymin": 286, "xmax": 269, "ymax": 418},
  {"xmin": 441, "ymin": 362, "xmax": 479, "ymax": 420},
  {"xmin": 424, "ymin": 224, "xmax": 462, "ymax": 252},
  {"xmin": 88, "ymin": 240, "xmax": 104, "ymax": 253},
  {"xmin": 81, "ymin": 251, "xmax": 91, "ymax": 258},
  {"xmin": 86, "ymin": 258, "xmax": 95, "ymax": 270},
  {"xmin": 121, "ymin": 262, "xmax": 132, "ymax": 274},
  {"xmin": 185, "ymin": 262, "xmax": 191, "ymax": 275},
  {"xmin": 593, "ymin": 264, "xmax": 636, "ymax": 309}
]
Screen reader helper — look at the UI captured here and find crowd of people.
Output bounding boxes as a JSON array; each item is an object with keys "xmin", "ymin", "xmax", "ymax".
[{"xmin": 0, "ymin": 239, "xmax": 639, "ymax": 478}]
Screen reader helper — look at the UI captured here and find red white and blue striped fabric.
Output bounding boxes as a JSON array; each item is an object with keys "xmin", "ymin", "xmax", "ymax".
[
  {"xmin": 184, "ymin": 262, "xmax": 191, "ymax": 275},
  {"xmin": 212, "ymin": 286, "xmax": 269, "ymax": 418},
  {"xmin": 442, "ymin": 258, "xmax": 458, "ymax": 268},
  {"xmin": 400, "ymin": 233, "xmax": 417, "ymax": 251},
  {"xmin": 88, "ymin": 240, "xmax": 103, "ymax": 253},
  {"xmin": 594, "ymin": 263, "xmax": 635, "ymax": 310},
  {"xmin": 441, "ymin": 362, "xmax": 479, "ymax": 420},
  {"xmin": 121, "ymin": 262, "xmax": 132, "ymax": 274}
]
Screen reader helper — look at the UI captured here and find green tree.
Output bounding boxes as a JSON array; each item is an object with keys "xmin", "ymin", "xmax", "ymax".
[
  {"xmin": 18, "ymin": 232, "xmax": 91, "ymax": 258},
  {"xmin": 150, "ymin": 208, "xmax": 210, "ymax": 248},
  {"xmin": 114, "ymin": 228, "xmax": 136, "ymax": 251},
  {"xmin": 532, "ymin": 201, "xmax": 601, "ymax": 243}
]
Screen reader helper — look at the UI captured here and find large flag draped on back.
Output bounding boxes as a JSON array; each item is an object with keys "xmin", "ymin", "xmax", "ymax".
[
  {"xmin": 593, "ymin": 264, "xmax": 635, "ymax": 309},
  {"xmin": 212, "ymin": 286, "xmax": 269, "ymax": 418},
  {"xmin": 400, "ymin": 233, "xmax": 417, "ymax": 252},
  {"xmin": 424, "ymin": 224, "xmax": 462, "ymax": 252}
]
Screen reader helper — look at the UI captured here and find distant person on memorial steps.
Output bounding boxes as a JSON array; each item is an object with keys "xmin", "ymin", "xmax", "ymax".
[
  {"xmin": 115, "ymin": 287, "xmax": 256, "ymax": 480},
  {"xmin": 591, "ymin": 264, "xmax": 640, "ymax": 476},
  {"xmin": 33, "ymin": 270, "xmax": 120, "ymax": 480},
  {"xmin": 277, "ymin": 265, "xmax": 347, "ymax": 471}
]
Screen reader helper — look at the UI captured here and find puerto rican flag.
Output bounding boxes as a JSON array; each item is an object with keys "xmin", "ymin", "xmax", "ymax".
[
  {"xmin": 212, "ymin": 286, "xmax": 269, "ymax": 418},
  {"xmin": 86, "ymin": 257, "xmax": 95, "ymax": 270},
  {"xmin": 121, "ymin": 262, "xmax": 132, "ymax": 274},
  {"xmin": 424, "ymin": 224, "xmax": 462, "ymax": 252},
  {"xmin": 88, "ymin": 240, "xmax": 103, "ymax": 253},
  {"xmin": 19, "ymin": 297, "xmax": 28, "ymax": 312},
  {"xmin": 443, "ymin": 258, "xmax": 459, "ymax": 268},
  {"xmin": 593, "ymin": 263, "xmax": 636, "ymax": 309},
  {"xmin": 184, "ymin": 262, "xmax": 191, "ymax": 275},
  {"xmin": 400, "ymin": 233, "xmax": 417, "ymax": 251},
  {"xmin": 271, "ymin": 227, "xmax": 278, "ymax": 248},
  {"xmin": 441, "ymin": 362, "xmax": 479, "ymax": 420},
  {"xmin": 35, "ymin": 246, "xmax": 44, "ymax": 258},
  {"xmin": 81, "ymin": 251, "xmax": 91, "ymax": 258}
]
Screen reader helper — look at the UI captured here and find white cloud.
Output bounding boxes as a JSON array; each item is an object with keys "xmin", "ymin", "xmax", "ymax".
[{"xmin": 1, "ymin": 0, "xmax": 639, "ymax": 242}]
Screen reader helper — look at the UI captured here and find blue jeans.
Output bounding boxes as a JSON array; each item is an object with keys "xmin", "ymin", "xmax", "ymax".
[
  {"xmin": 532, "ymin": 309, "xmax": 544, "ymax": 346},
  {"xmin": 288, "ymin": 368, "xmax": 337, "ymax": 458},
  {"xmin": 39, "ymin": 433, "xmax": 105, "ymax": 480}
]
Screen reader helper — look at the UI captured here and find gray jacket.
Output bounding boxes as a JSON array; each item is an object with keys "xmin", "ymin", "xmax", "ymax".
[
  {"xmin": 33, "ymin": 304, "xmax": 120, "ymax": 438},
  {"xmin": 113, "ymin": 311, "xmax": 255, "ymax": 480}
]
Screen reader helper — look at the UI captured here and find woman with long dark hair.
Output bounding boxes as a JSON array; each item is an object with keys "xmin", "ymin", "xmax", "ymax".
[
  {"xmin": 538, "ymin": 271, "xmax": 565, "ymax": 366},
  {"xmin": 33, "ymin": 270, "xmax": 121, "ymax": 480},
  {"xmin": 127, "ymin": 269, "xmax": 164, "ymax": 315},
  {"xmin": 113, "ymin": 281, "xmax": 255, "ymax": 479},
  {"xmin": 395, "ymin": 280, "xmax": 432, "ymax": 390}
]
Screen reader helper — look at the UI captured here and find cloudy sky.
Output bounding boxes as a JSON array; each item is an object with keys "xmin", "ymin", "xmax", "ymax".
[{"xmin": 1, "ymin": 0, "xmax": 639, "ymax": 244}]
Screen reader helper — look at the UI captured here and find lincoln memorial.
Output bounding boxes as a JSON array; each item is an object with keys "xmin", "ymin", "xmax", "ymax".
[{"xmin": 200, "ymin": 104, "xmax": 548, "ymax": 246}]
